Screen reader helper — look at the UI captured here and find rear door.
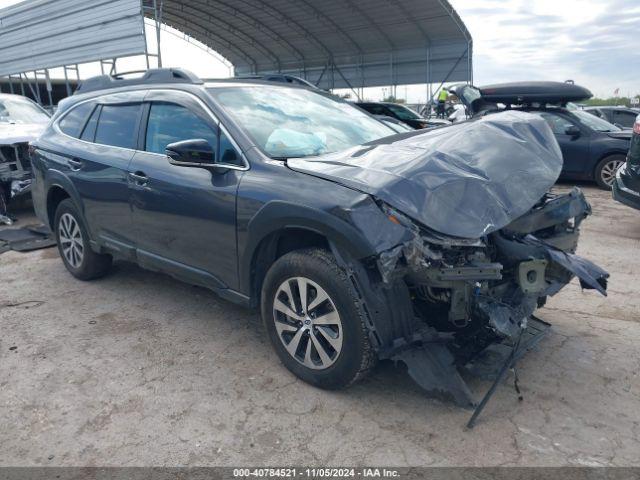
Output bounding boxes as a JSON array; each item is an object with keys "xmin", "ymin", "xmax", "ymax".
[
  {"xmin": 128, "ymin": 89, "xmax": 246, "ymax": 290},
  {"xmin": 52, "ymin": 93, "xmax": 144, "ymax": 247}
]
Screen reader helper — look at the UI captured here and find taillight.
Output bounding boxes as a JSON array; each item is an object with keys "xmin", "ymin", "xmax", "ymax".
[{"xmin": 634, "ymin": 115, "xmax": 640, "ymax": 135}]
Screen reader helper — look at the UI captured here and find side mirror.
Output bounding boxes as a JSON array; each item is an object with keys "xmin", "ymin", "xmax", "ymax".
[
  {"xmin": 166, "ymin": 139, "xmax": 215, "ymax": 167},
  {"xmin": 565, "ymin": 125, "xmax": 581, "ymax": 137}
]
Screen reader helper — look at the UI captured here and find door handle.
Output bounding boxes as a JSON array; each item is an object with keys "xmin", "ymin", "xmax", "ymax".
[
  {"xmin": 128, "ymin": 171, "xmax": 149, "ymax": 186},
  {"xmin": 67, "ymin": 158, "xmax": 83, "ymax": 171}
]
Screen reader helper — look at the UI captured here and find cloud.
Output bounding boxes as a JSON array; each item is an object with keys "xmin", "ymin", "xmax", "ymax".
[{"xmin": 451, "ymin": 0, "xmax": 640, "ymax": 97}]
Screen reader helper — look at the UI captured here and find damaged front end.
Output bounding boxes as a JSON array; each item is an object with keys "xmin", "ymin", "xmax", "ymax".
[
  {"xmin": 327, "ymin": 187, "xmax": 609, "ymax": 429},
  {"xmin": 0, "ymin": 142, "xmax": 34, "ymax": 225},
  {"xmin": 371, "ymin": 187, "xmax": 607, "ymax": 410},
  {"xmin": 291, "ymin": 111, "xmax": 609, "ymax": 421}
]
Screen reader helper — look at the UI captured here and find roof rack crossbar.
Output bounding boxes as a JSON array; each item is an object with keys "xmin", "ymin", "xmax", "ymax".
[{"xmin": 75, "ymin": 68, "xmax": 203, "ymax": 95}]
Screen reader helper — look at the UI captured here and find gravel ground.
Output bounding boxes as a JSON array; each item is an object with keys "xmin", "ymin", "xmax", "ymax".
[{"xmin": 0, "ymin": 185, "xmax": 639, "ymax": 467}]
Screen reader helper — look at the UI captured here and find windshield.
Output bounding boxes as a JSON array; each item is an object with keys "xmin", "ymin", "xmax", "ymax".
[
  {"xmin": 573, "ymin": 110, "xmax": 622, "ymax": 132},
  {"xmin": 0, "ymin": 97, "xmax": 50, "ymax": 124},
  {"xmin": 207, "ymin": 85, "xmax": 394, "ymax": 158},
  {"xmin": 385, "ymin": 104, "xmax": 421, "ymax": 121}
]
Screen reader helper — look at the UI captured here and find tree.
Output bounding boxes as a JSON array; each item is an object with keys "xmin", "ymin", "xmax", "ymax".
[{"xmin": 382, "ymin": 95, "xmax": 406, "ymax": 104}]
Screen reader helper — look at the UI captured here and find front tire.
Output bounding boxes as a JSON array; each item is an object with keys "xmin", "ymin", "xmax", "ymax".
[
  {"xmin": 595, "ymin": 155, "xmax": 625, "ymax": 190},
  {"xmin": 261, "ymin": 248, "xmax": 375, "ymax": 390},
  {"xmin": 54, "ymin": 199, "xmax": 112, "ymax": 280}
]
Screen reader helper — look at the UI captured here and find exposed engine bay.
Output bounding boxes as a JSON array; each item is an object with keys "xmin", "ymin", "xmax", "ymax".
[
  {"xmin": 0, "ymin": 142, "xmax": 32, "ymax": 225},
  {"xmin": 342, "ymin": 187, "xmax": 608, "ymax": 423}
]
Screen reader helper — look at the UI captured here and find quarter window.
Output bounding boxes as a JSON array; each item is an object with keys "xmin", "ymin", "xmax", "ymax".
[
  {"xmin": 145, "ymin": 103, "xmax": 217, "ymax": 155},
  {"xmin": 59, "ymin": 102, "xmax": 95, "ymax": 138},
  {"xmin": 94, "ymin": 104, "xmax": 141, "ymax": 149},
  {"xmin": 218, "ymin": 130, "xmax": 243, "ymax": 166},
  {"xmin": 613, "ymin": 110, "xmax": 637, "ymax": 128}
]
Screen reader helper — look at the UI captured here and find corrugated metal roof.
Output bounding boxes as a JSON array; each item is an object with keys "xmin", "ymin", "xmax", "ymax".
[
  {"xmin": 0, "ymin": 0, "xmax": 146, "ymax": 77},
  {"xmin": 154, "ymin": 0, "xmax": 472, "ymax": 89},
  {"xmin": 0, "ymin": 0, "xmax": 472, "ymax": 90}
]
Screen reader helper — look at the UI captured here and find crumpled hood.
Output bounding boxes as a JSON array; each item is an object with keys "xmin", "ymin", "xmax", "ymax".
[
  {"xmin": 288, "ymin": 110, "xmax": 563, "ymax": 239},
  {"xmin": 0, "ymin": 123, "xmax": 47, "ymax": 144}
]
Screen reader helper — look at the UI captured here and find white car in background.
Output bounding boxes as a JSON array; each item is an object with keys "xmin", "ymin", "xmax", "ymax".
[{"xmin": 0, "ymin": 93, "xmax": 50, "ymax": 224}]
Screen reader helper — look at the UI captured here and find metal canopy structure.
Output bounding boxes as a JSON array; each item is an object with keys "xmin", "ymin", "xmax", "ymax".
[
  {"xmin": 0, "ymin": 0, "xmax": 472, "ymax": 104},
  {"xmin": 0, "ymin": 0, "xmax": 149, "ymax": 105},
  {"xmin": 154, "ymin": 0, "xmax": 473, "ymax": 91}
]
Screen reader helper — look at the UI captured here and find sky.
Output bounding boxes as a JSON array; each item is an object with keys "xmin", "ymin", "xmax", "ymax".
[
  {"xmin": 451, "ymin": 0, "xmax": 640, "ymax": 99},
  {"xmin": 1, "ymin": 0, "xmax": 638, "ymax": 102}
]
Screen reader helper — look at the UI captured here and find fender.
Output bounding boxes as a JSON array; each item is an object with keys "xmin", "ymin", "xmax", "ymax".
[{"xmin": 239, "ymin": 200, "xmax": 380, "ymax": 296}]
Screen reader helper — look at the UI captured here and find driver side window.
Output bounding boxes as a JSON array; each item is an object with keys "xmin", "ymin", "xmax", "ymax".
[
  {"xmin": 145, "ymin": 103, "xmax": 217, "ymax": 155},
  {"xmin": 144, "ymin": 102, "xmax": 243, "ymax": 167},
  {"xmin": 539, "ymin": 112, "xmax": 573, "ymax": 135}
]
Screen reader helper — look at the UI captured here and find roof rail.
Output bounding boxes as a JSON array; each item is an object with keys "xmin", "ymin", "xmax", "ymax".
[{"xmin": 75, "ymin": 68, "xmax": 203, "ymax": 95}]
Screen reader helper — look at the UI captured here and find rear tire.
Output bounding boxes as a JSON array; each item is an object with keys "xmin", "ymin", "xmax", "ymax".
[
  {"xmin": 54, "ymin": 199, "xmax": 112, "ymax": 280},
  {"xmin": 261, "ymin": 248, "xmax": 375, "ymax": 390},
  {"xmin": 594, "ymin": 155, "xmax": 625, "ymax": 190}
]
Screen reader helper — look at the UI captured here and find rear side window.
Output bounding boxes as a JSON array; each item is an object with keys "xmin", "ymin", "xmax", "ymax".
[
  {"xmin": 145, "ymin": 103, "xmax": 217, "ymax": 155},
  {"xmin": 613, "ymin": 110, "xmax": 637, "ymax": 127},
  {"xmin": 94, "ymin": 104, "xmax": 141, "ymax": 149},
  {"xmin": 58, "ymin": 102, "xmax": 94, "ymax": 138}
]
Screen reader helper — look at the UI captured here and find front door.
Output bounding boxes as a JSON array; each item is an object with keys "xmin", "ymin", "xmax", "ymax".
[
  {"xmin": 128, "ymin": 93, "xmax": 245, "ymax": 291},
  {"xmin": 539, "ymin": 112, "xmax": 591, "ymax": 175}
]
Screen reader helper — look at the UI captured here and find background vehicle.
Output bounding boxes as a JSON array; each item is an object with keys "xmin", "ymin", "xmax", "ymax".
[
  {"xmin": 373, "ymin": 115, "xmax": 414, "ymax": 133},
  {"xmin": 613, "ymin": 114, "xmax": 640, "ymax": 209},
  {"xmin": 30, "ymin": 69, "xmax": 607, "ymax": 406},
  {"xmin": 449, "ymin": 82, "xmax": 632, "ymax": 189},
  {"xmin": 0, "ymin": 93, "xmax": 50, "ymax": 224},
  {"xmin": 355, "ymin": 102, "xmax": 444, "ymax": 129},
  {"xmin": 584, "ymin": 106, "xmax": 640, "ymax": 129}
]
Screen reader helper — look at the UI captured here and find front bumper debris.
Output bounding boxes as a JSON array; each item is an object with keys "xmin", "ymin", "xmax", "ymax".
[{"xmin": 342, "ymin": 187, "xmax": 608, "ymax": 425}]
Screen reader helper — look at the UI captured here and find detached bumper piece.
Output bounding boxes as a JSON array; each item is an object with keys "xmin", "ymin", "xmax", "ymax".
[
  {"xmin": 394, "ymin": 316, "xmax": 550, "ymax": 410},
  {"xmin": 0, "ymin": 224, "xmax": 56, "ymax": 255}
]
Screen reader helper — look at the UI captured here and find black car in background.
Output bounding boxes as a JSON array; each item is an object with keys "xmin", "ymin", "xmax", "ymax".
[
  {"xmin": 613, "ymin": 114, "xmax": 640, "ymax": 209},
  {"xmin": 584, "ymin": 106, "xmax": 640, "ymax": 129},
  {"xmin": 355, "ymin": 102, "xmax": 445, "ymax": 129},
  {"xmin": 450, "ymin": 82, "xmax": 633, "ymax": 189}
]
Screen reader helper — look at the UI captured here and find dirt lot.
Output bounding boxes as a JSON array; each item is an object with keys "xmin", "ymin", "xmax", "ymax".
[{"xmin": 1, "ymin": 185, "xmax": 639, "ymax": 467}]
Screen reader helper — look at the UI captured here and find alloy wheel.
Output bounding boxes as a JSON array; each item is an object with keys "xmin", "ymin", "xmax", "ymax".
[
  {"xmin": 272, "ymin": 276, "xmax": 343, "ymax": 370},
  {"xmin": 600, "ymin": 159, "xmax": 624, "ymax": 187},
  {"xmin": 58, "ymin": 213, "xmax": 84, "ymax": 268}
]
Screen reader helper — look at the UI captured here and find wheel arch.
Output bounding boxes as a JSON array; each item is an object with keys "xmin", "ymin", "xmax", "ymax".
[
  {"xmin": 240, "ymin": 201, "xmax": 378, "ymax": 307},
  {"xmin": 43, "ymin": 171, "xmax": 86, "ymax": 228}
]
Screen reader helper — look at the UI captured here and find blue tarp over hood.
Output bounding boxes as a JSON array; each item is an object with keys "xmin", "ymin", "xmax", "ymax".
[{"xmin": 288, "ymin": 111, "xmax": 563, "ymax": 239}]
